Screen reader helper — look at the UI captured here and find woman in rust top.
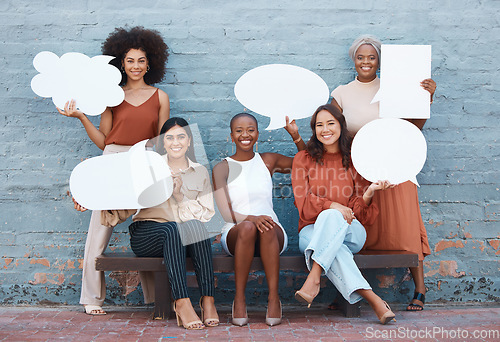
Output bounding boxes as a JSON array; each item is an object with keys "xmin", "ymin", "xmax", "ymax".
[
  {"xmin": 291, "ymin": 104, "xmax": 395, "ymax": 324},
  {"xmin": 57, "ymin": 27, "xmax": 170, "ymax": 315}
]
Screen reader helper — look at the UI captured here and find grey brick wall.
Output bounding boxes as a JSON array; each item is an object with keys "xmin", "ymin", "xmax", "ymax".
[{"xmin": 1, "ymin": 0, "xmax": 498, "ymax": 306}]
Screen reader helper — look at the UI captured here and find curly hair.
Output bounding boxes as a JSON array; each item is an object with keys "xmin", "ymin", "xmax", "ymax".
[
  {"xmin": 102, "ymin": 26, "xmax": 168, "ymax": 86},
  {"xmin": 306, "ymin": 104, "xmax": 352, "ymax": 170}
]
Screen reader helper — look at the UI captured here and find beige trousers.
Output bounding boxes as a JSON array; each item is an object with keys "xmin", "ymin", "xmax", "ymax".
[{"xmin": 79, "ymin": 144, "xmax": 155, "ymax": 306}]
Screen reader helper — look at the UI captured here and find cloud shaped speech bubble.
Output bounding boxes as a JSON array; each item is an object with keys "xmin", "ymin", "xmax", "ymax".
[
  {"xmin": 234, "ymin": 64, "xmax": 330, "ymax": 130},
  {"xmin": 351, "ymin": 118, "xmax": 427, "ymax": 186},
  {"xmin": 31, "ymin": 51, "xmax": 124, "ymax": 115},
  {"xmin": 70, "ymin": 140, "xmax": 173, "ymax": 210}
]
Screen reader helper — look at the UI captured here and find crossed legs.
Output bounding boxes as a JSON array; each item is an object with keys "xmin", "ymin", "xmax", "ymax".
[
  {"xmin": 297, "ymin": 209, "xmax": 394, "ymax": 322},
  {"xmin": 299, "ymin": 260, "xmax": 394, "ymax": 320}
]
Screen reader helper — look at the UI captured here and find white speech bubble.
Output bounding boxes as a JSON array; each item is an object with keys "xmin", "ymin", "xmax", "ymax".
[
  {"xmin": 371, "ymin": 45, "xmax": 431, "ymax": 119},
  {"xmin": 70, "ymin": 140, "xmax": 173, "ymax": 210},
  {"xmin": 234, "ymin": 64, "xmax": 330, "ymax": 130},
  {"xmin": 351, "ymin": 118, "xmax": 427, "ymax": 186},
  {"xmin": 31, "ymin": 51, "xmax": 124, "ymax": 116}
]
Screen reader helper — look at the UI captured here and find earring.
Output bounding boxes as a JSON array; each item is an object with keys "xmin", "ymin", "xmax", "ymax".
[
  {"xmin": 231, "ymin": 143, "xmax": 235, "ymax": 154},
  {"xmin": 255, "ymin": 141, "xmax": 258, "ymax": 152},
  {"xmin": 121, "ymin": 66, "xmax": 125, "ymax": 73},
  {"xmin": 146, "ymin": 65, "xmax": 150, "ymax": 72}
]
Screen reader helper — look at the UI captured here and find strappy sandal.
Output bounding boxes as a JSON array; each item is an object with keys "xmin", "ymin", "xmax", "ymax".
[
  {"xmin": 84, "ymin": 305, "xmax": 106, "ymax": 315},
  {"xmin": 407, "ymin": 292, "xmax": 425, "ymax": 311},
  {"xmin": 199, "ymin": 297, "xmax": 219, "ymax": 327},
  {"xmin": 173, "ymin": 302, "xmax": 204, "ymax": 330}
]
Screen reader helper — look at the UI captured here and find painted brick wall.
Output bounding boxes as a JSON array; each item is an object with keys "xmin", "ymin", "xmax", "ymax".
[{"xmin": 1, "ymin": 0, "xmax": 498, "ymax": 306}]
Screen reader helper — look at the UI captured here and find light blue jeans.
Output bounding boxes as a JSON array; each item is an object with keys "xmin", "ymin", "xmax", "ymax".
[{"xmin": 299, "ymin": 209, "xmax": 371, "ymax": 304}]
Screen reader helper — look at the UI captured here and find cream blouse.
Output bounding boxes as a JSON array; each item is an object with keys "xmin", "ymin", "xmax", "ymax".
[
  {"xmin": 331, "ymin": 76, "xmax": 380, "ymax": 134},
  {"xmin": 133, "ymin": 157, "xmax": 215, "ymax": 223}
]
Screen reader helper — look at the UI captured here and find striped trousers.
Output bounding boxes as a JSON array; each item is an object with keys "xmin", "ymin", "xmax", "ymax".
[{"xmin": 129, "ymin": 220, "xmax": 215, "ymax": 300}]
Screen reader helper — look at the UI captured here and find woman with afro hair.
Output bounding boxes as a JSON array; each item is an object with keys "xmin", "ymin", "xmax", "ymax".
[{"xmin": 57, "ymin": 26, "xmax": 170, "ymax": 315}]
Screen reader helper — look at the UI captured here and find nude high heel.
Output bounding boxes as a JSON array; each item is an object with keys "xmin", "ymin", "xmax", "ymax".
[
  {"xmin": 265, "ymin": 301, "xmax": 282, "ymax": 326},
  {"xmin": 231, "ymin": 301, "xmax": 249, "ymax": 326},
  {"xmin": 294, "ymin": 283, "xmax": 320, "ymax": 308},
  {"xmin": 378, "ymin": 301, "xmax": 396, "ymax": 325},
  {"xmin": 173, "ymin": 301, "xmax": 204, "ymax": 330},
  {"xmin": 199, "ymin": 296, "xmax": 219, "ymax": 327}
]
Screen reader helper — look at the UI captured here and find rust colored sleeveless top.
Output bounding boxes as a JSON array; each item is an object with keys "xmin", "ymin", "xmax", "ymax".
[{"xmin": 104, "ymin": 88, "xmax": 159, "ymax": 146}]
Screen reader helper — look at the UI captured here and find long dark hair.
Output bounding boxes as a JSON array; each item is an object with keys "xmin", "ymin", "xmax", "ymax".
[
  {"xmin": 158, "ymin": 117, "xmax": 196, "ymax": 162},
  {"xmin": 306, "ymin": 104, "xmax": 352, "ymax": 170}
]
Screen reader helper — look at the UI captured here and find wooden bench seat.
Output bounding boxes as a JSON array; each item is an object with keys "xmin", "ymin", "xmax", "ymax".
[{"xmin": 96, "ymin": 250, "xmax": 418, "ymax": 319}]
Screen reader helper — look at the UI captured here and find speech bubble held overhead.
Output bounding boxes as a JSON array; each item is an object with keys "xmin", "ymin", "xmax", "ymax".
[
  {"xmin": 31, "ymin": 51, "xmax": 124, "ymax": 115},
  {"xmin": 351, "ymin": 118, "xmax": 427, "ymax": 186},
  {"xmin": 234, "ymin": 64, "xmax": 330, "ymax": 130}
]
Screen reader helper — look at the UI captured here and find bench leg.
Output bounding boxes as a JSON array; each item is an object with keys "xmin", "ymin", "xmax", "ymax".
[
  {"xmin": 153, "ymin": 271, "xmax": 172, "ymax": 320},
  {"xmin": 338, "ymin": 295, "xmax": 361, "ymax": 318}
]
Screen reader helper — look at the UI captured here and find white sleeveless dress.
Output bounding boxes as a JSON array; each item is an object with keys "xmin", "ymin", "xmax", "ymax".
[{"xmin": 220, "ymin": 153, "xmax": 288, "ymax": 255}]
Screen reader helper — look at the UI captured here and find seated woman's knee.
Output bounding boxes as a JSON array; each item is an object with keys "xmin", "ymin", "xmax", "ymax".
[
  {"xmin": 260, "ymin": 226, "xmax": 279, "ymax": 241},
  {"xmin": 318, "ymin": 208, "xmax": 345, "ymax": 222},
  {"xmin": 162, "ymin": 222, "xmax": 180, "ymax": 237},
  {"xmin": 236, "ymin": 221, "xmax": 258, "ymax": 240}
]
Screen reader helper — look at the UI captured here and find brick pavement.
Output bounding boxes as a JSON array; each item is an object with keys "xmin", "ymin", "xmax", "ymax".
[{"xmin": 0, "ymin": 304, "xmax": 498, "ymax": 341}]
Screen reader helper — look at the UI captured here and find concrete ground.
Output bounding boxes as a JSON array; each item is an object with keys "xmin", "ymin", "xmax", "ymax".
[{"xmin": 0, "ymin": 303, "xmax": 499, "ymax": 341}]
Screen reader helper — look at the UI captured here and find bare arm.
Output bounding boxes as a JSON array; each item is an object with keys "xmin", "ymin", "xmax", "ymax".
[
  {"xmin": 212, "ymin": 160, "xmax": 276, "ymax": 231},
  {"xmin": 57, "ymin": 99, "xmax": 111, "ymax": 150},
  {"xmin": 259, "ymin": 116, "xmax": 307, "ymax": 174},
  {"xmin": 284, "ymin": 116, "xmax": 306, "ymax": 151},
  {"xmin": 157, "ymin": 89, "xmax": 170, "ymax": 134},
  {"xmin": 362, "ymin": 180, "xmax": 392, "ymax": 205},
  {"xmin": 212, "ymin": 160, "xmax": 241, "ymax": 223}
]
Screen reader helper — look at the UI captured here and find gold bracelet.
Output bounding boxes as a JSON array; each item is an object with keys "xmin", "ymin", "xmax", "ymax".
[{"xmin": 293, "ymin": 136, "xmax": 302, "ymax": 144}]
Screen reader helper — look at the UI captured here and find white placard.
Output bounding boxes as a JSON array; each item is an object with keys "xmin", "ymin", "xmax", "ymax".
[
  {"xmin": 234, "ymin": 64, "xmax": 330, "ymax": 130},
  {"xmin": 31, "ymin": 51, "xmax": 124, "ymax": 116},
  {"xmin": 70, "ymin": 140, "xmax": 173, "ymax": 210},
  {"xmin": 351, "ymin": 118, "xmax": 427, "ymax": 186},
  {"xmin": 371, "ymin": 45, "xmax": 431, "ymax": 119}
]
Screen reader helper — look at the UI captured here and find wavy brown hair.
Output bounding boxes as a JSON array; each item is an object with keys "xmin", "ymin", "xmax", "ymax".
[
  {"xmin": 102, "ymin": 26, "xmax": 168, "ymax": 86},
  {"xmin": 306, "ymin": 104, "xmax": 352, "ymax": 170}
]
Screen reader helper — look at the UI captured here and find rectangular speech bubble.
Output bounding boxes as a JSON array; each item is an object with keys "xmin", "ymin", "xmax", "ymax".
[{"xmin": 371, "ymin": 45, "xmax": 432, "ymax": 119}]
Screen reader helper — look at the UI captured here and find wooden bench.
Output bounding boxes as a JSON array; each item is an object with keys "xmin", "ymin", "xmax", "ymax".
[{"xmin": 96, "ymin": 250, "xmax": 418, "ymax": 319}]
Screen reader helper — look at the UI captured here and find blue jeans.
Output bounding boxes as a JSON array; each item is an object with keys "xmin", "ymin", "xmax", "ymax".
[{"xmin": 299, "ymin": 209, "xmax": 371, "ymax": 304}]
